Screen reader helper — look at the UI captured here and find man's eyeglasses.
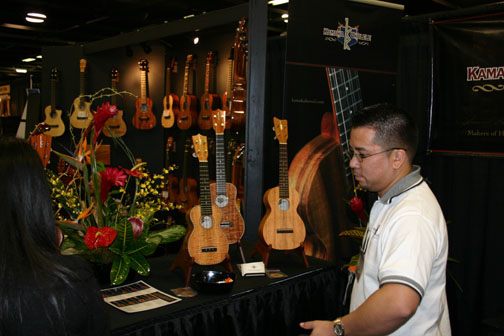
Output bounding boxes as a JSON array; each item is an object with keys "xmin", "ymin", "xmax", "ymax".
[{"xmin": 345, "ymin": 147, "xmax": 407, "ymax": 162}]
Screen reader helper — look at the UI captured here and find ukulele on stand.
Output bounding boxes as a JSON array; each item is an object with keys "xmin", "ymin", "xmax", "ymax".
[
  {"xmin": 132, "ymin": 59, "xmax": 156, "ymax": 130},
  {"xmin": 161, "ymin": 58, "xmax": 179, "ymax": 128},
  {"xmin": 221, "ymin": 47, "xmax": 234, "ymax": 130},
  {"xmin": 252, "ymin": 117, "xmax": 309, "ymax": 268},
  {"xmin": 211, "ymin": 109, "xmax": 246, "ymax": 260},
  {"xmin": 170, "ymin": 134, "xmax": 233, "ymax": 286},
  {"xmin": 178, "ymin": 138, "xmax": 199, "ymax": 214},
  {"xmin": 161, "ymin": 136, "xmax": 179, "ymax": 208},
  {"xmin": 198, "ymin": 51, "xmax": 221, "ymax": 130},
  {"xmin": 177, "ymin": 55, "xmax": 198, "ymax": 130},
  {"xmin": 43, "ymin": 68, "xmax": 65, "ymax": 137},
  {"xmin": 187, "ymin": 133, "xmax": 229, "ymax": 265},
  {"xmin": 70, "ymin": 59, "xmax": 93, "ymax": 129},
  {"xmin": 103, "ymin": 68, "xmax": 127, "ymax": 137},
  {"xmin": 231, "ymin": 18, "xmax": 248, "ymax": 130}
]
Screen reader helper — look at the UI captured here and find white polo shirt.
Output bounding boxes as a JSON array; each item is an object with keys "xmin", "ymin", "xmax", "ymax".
[{"xmin": 349, "ymin": 166, "xmax": 451, "ymax": 335}]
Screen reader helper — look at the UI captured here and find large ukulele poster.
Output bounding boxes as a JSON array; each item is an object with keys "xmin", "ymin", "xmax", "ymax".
[{"xmin": 284, "ymin": 0, "xmax": 403, "ymax": 261}]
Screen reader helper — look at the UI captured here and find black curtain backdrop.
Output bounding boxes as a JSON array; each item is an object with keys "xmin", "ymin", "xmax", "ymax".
[{"xmin": 398, "ymin": 16, "xmax": 504, "ymax": 336}]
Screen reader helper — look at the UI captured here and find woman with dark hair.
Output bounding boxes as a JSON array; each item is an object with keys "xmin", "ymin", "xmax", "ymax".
[{"xmin": 0, "ymin": 137, "xmax": 109, "ymax": 335}]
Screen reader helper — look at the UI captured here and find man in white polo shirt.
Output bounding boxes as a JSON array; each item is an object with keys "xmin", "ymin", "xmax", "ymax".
[{"xmin": 300, "ymin": 103, "xmax": 451, "ymax": 335}]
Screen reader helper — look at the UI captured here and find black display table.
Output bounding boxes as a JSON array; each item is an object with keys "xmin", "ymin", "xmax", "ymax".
[{"xmin": 107, "ymin": 243, "xmax": 347, "ymax": 336}]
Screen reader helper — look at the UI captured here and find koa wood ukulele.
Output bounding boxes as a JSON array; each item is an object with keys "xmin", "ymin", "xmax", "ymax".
[
  {"xmin": 198, "ymin": 51, "xmax": 221, "ymax": 130},
  {"xmin": 132, "ymin": 59, "xmax": 156, "ymax": 130},
  {"xmin": 43, "ymin": 68, "xmax": 65, "ymax": 137},
  {"xmin": 257, "ymin": 117, "xmax": 306, "ymax": 252},
  {"xmin": 70, "ymin": 59, "xmax": 93, "ymax": 129},
  {"xmin": 178, "ymin": 138, "xmax": 199, "ymax": 214},
  {"xmin": 177, "ymin": 54, "xmax": 198, "ymax": 130},
  {"xmin": 161, "ymin": 58, "xmax": 179, "ymax": 128},
  {"xmin": 211, "ymin": 109, "xmax": 245, "ymax": 245},
  {"xmin": 187, "ymin": 134, "xmax": 229, "ymax": 266},
  {"xmin": 221, "ymin": 47, "xmax": 234, "ymax": 130},
  {"xmin": 230, "ymin": 18, "xmax": 248, "ymax": 130},
  {"xmin": 103, "ymin": 68, "xmax": 127, "ymax": 137}
]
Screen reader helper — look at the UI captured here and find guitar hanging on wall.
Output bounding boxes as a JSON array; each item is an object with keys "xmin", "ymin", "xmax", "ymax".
[
  {"xmin": 187, "ymin": 133, "xmax": 229, "ymax": 266},
  {"xmin": 43, "ymin": 68, "xmax": 65, "ymax": 137},
  {"xmin": 178, "ymin": 138, "xmax": 199, "ymax": 214},
  {"xmin": 177, "ymin": 54, "xmax": 198, "ymax": 130},
  {"xmin": 198, "ymin": 51, "xmax": 221, "ymax": 130},
  {"xmin": 258, "ymin": 117, "xmax": 306, "ymax": 251},
  {"xmin": 211, "ymin": 109, "xmax": 245, "ymax": 245},
  {"xmin": 161, "ymin": 58, "xmax": 179, "ymax": 128},
  {"xmin": 132, "ymin": 59, "xmax": 156, "ymax": 130},
  {"xmin": 230, "ymin": 18, "xmax": 248, "ymax": 130},
  {"xmin": 160, "ymin": 136, "xmax": 179, "ymax": 208},
  {"xmin": 103, "ymin": 68, "xmax": 127, "ymax": 137},
  {"xmin": 70, "ymin": 59, "xmax": 93, "ymax": 129},
  {"xmin": 221, "ymin": 47, "xmax": 234, "ymax": 130}
]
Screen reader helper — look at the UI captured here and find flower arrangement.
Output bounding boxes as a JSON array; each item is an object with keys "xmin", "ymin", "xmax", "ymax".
[
  {"xmin": 339, "ymin": 185, "xmax": 369, "ymax": 271},
  {"xmin": 48, "ymin": 94, "xmax": 185, "ymax": 285}
]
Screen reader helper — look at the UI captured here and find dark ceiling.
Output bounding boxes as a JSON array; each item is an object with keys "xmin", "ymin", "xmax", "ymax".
[{"xmin": 0, "ymin": 0, "xmax": 498, "ymax": 83}]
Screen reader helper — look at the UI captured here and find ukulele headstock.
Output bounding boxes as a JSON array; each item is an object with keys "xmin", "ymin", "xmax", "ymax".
[
  {"xmin": 212, "ymin": 109, "xmax": 226, "ymax": 134},
  {"xmin": 192, "ymin": 134, "xmax": 208, "ymax": 162},
  {"xmin": 138, "ymin": 59, "xmax": 149, "ymax": 72},
  {"xmin": 79, "ymin": 59, "xmax": 87, "ymax": 73},
  {"xmin": 111, "ymin": 68, "xmax": 119, "ymax": 82},
  {"xmin": 273, "ymin": 117, "xmax": 288, "ymax": 144}
]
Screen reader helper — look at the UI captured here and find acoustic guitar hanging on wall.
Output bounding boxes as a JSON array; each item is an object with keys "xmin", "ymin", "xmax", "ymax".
[
  {"xmin": 103, "ymin": 68, "xmax": 127, "ymax": 137},
  {"xmin": 43, "ymin": 68, "xmax": 65, "ymax": 137},
  {"xmin": 161, "ymin": 58, "xmax": 179, "ymax": 128},
  {"xmin": 132, "ymin": 59, "xmax": 156, "ymax": 130},
  {"xmin": 70, "ymin": 59, "xmax": 93, "ymax": 129}
]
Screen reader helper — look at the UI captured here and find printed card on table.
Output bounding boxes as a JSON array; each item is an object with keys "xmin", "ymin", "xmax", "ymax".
[{"xmin": 101, "ymin": 280, "xmax": 181, "ymax": 313}]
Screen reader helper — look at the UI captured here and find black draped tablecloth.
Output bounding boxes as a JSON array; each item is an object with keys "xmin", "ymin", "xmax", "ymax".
[{"xmin": 107, "ymin": 242, "xmax": 348, "ymax": 336}]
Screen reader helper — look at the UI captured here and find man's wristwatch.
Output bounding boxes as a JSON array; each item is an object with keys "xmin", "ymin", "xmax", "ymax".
[{"xmin": 333, "ymin": 317, "xmax": 345, "ymax": 336}]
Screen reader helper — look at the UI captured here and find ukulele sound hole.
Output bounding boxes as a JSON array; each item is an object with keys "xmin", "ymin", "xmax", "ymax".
[
  {"xmin": 201, "ymin": 215, "xmax": 213, "ymax": 229},
  {"xmin": 278, "ymin": 198, "xmax": 290, "ymax": 211},
  {"xmin": 216, "ymin": 195, "xmax": 229, "ymax": 207}
]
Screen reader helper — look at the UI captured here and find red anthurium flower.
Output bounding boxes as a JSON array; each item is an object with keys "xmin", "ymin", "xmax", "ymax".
[
  {"xmin": 99, "ymin": 167, "xmax": 127, "ymax": 203},
  {"xmin": 84, "ymin": 226, "xmax": 118, "ymax": 250},
  {"xmin": 93, "ymin": 102, "xmax": 118, "ymax": 142},
  {"xmin": 350, "ymin": 195, "xmax": 367, "ymax": 223},
  {"xmin": 128, "ymin": 217, "xmax": 144, "ymax": 241}
]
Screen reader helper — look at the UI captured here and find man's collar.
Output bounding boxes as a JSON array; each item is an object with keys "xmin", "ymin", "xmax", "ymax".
[{"xmin": 378, "ymin": 165, "xmax": 423, "ymax": 204}]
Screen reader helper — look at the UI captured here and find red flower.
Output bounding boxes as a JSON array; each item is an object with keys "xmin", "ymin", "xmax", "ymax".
[
  {"xmin": 99, "ymin": 167, "xmax": 127, "ymax": 203},
  {"xmin": 128, "ymin": 217, "xmax": 144, "ymax": 241},
  {"xmin": 93, "ymin": 102, "xmax": 117, "ymax": 142},
  {"xmin": 350, "ymin": 196, "xmax": 367, "ymax": 223},
  {"xmin": 119, "ymin": 166, "xmax": 143, "ymax": 178},
  {"xmin": 84, "ymin": 226, "xmax": 118, "ymax": 250}
]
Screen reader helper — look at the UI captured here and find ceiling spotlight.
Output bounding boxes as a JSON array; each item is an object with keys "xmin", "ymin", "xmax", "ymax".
[
  {"xmin": 22, "ymin": 57, "xmax": 36, "ymax": 62},
  {"xmin": 281, "ymin": 13, "xmax": 289, "ymax": 23},
  {"xmin": 36, "ymin": 55, "xmax": 42, "ymax": 59},
  {"xmin": 16, "ymin": 68, "xmax": 28, "ymax": 73},
  {"xmin": 268, "ymin": 0, "xmax": 289, "ymax": 6},
  {"xmin": 26, "ymin": 12, "xmax": 46, "ymax": 23},
  {"xmin": 193, "ymin": 36, "xmax": 200, "ymax": 45}
]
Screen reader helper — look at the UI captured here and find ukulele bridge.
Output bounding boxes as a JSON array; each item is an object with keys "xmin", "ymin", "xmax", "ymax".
[
  {"xmin": 276, "ymin": 228, "xmax": 294, "ymax": 234},
  {"xmin": 220, "ymin": 222, "xmax": 233, "ymax": 228},
  {"xmin": 201, "ymin": 246, "xmax": 218, "ymax": 253}
]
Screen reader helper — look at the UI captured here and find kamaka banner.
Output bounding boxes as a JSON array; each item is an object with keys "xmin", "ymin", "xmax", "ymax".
[{"xmin": 430, "ymin": 16, "xmax": 504, "ymax": 155}]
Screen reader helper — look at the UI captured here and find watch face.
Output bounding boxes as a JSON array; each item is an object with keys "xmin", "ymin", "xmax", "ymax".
[{"xmin": 334, "ymin": 323, "xmax": 344, "ymax": 336}]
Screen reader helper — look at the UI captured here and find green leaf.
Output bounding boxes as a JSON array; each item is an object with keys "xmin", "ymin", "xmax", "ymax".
[
  {"xmin": 112, "ymin": 217, "xmax": 134, "ymax": 252},
  {"xmin": 96, "ymin": 160, "xmax": 106, "ymax": 173},
  {"xmin": 125, "ymin": 240, "xmax": 150, "ymax": 255},
  {"xmin": 110, "ymin": 254, "xmax": 131, "ymax": 285},
  {"xmin": 129, "ymin": 252, "xmax": 150, "ymax": 276},
  {"xmin": 141, "ymin": 243, "xmax": 158, "ymax": 256},
  {"xmin": 147, "ymin": 225, "xmax": 186, "ymax": 245}
]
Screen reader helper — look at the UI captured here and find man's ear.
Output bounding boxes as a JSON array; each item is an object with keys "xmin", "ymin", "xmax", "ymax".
[{"xmin": 391, "ymin": 149, "xmax": 407, "ymax": 169}]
